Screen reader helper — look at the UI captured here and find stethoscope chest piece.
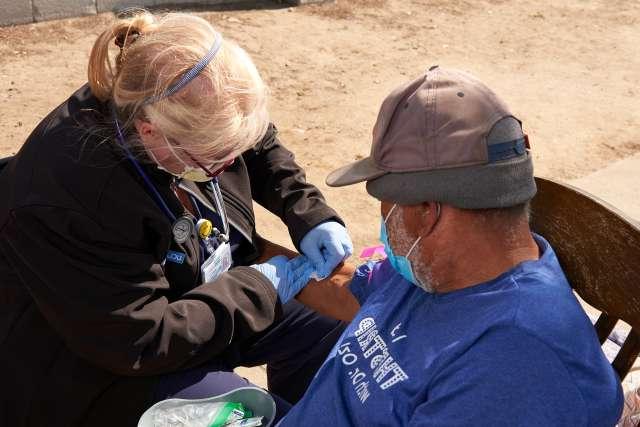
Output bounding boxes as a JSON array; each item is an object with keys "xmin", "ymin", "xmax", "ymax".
[{"xmin": 172, "ymin": 215, "xmax": 194, "ymax": 244}]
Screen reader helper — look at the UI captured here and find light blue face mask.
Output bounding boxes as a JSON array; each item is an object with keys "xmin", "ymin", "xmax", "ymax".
[{"xmin": 379, "ymin": 204, "xmax": 424, "ymax": 287}]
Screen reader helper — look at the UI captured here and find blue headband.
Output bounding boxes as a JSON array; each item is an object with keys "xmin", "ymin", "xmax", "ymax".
[{"xmin": 142, "ymin": 35, "xmax": 223, "ymax": 105}]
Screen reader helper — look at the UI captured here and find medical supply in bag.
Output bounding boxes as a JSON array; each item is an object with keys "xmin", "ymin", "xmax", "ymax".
[
  {"xmin": 138, "ymin": 387, "xmax": 276, "ymax": 427},
  {"xmin": 146, "ymin": 401, "xmax": 255, "ymax": 427},
  {"xmin": 225, "ymin": 416, "xmax": 264, "ymax": 427}
]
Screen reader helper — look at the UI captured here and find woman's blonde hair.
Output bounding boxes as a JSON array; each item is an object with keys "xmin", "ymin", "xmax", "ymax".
[{"xmin": 88, "ymin": 11, "xmax": 269, "ymax": 164}]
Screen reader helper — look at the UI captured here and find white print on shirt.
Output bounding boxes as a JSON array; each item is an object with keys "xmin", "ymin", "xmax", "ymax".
[
  {"xmin": 338, "ymin": 343, "xmax": 371, "ymax": 403},
  {"xmin": 390, "ymin": 322, "xmax": 407, "ymax": 343},
  {"xmin": 354, "ymin": 317, "xmax": 409, "ymax": 390},
  {"xmin": 337, "ymin": 316, "xmax": 410, "ymax": 405}
]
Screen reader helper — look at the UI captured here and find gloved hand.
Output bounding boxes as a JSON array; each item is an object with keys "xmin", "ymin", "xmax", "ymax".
[
  {"xmin": 250, "ymin": 255, "xmax": 315, "ymax": 304},
  {"xmin": 300, "ymin": 221, "xmax": 354, "ymax": 279}
]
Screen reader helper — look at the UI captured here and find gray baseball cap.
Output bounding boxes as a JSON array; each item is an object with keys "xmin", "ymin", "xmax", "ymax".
[{"xmin": 326, "ymin": 66, "xmax": 536, "ymax": 209}]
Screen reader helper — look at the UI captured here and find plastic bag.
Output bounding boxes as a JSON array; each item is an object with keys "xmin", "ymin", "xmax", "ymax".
[
  {"xmin": 138, "ymin": 387, "xmax": 275, "ymax": 427},
  {"xmin": 149, "ymin": 401, "xmax": 250, "ymax": 427}
]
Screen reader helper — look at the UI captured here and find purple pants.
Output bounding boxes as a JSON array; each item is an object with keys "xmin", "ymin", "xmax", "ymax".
[{"xmin": 152, "ymin": 299, "xmax": 346, "ymax": 422}]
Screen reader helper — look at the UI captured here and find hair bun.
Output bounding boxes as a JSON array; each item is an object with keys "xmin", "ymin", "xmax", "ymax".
[{"xmin": 115, "ymin": 30, "xmax": 140, "ymax": 49}]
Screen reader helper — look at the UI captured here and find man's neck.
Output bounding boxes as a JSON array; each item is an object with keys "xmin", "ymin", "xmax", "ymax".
[{"xmin": 428, "ymin": 227, "xmax": 540, "ymax": 294}]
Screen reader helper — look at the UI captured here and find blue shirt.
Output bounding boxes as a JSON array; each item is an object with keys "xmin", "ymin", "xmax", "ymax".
[{"xmin": 280, "ymin": 235, "xmax": 623, "ymax": 426}]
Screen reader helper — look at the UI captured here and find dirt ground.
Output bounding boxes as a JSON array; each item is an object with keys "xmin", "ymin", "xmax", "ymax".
[{"xmin": 0, "ymin": 0, "xmax": 638, "ymax": 253}]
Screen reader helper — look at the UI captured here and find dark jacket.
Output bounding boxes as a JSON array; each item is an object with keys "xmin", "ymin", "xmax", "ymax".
[{"xmin": 0, "ymin": 85, "xmax": 340, "ymax": 426}]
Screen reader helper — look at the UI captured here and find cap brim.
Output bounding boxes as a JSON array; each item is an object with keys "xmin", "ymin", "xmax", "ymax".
[{"xmin": 326, "ymin": 156, "xmax": 387, "ymax": 187}]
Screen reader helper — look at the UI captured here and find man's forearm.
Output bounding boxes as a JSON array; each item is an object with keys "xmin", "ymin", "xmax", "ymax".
[
  {"xmin": 255, "ymin": 237, "xmax": 360, "ymax": 322},
  {"xmin": 295, "ymin": 262, "xmax": 359, "ymax": 322}
]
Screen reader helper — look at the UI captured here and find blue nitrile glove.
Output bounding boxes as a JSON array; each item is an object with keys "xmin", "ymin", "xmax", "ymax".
[
  {"xmin": 250, "ymin": 255, "xmax": 315, "ymax": 304},
  {"xmin": 300, "ymin": 221, "xmax": 354, "ymax": 279}
]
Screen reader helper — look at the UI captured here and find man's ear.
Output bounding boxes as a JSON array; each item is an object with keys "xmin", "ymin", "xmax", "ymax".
[
  {"xmin": 401, "ymin": 202, "xmax": 429, "ymax": 236},
  {"xmin": 404, "ymin": 202, "xmax": 441, "ymax": 236}
]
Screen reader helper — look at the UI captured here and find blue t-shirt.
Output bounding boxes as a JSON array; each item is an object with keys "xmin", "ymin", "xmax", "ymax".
[{"xmin": 280, "ymin": 235, "xmax": 623, "ymax": 426}]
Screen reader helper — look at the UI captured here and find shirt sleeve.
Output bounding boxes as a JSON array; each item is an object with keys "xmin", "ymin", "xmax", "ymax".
[
  {"xmin": 349, "ymin": 260, "xmax": 390, "ymax": 305},
  {"xmin": 242, "ymin": 123, "xmax": 343, "ymax": 248},
  {"xmin": 409, "ymin": 326, "xmax": 589, "ymax": 427},
  {"xmin": 0, "ymin": 202, "xmax": 280, "ymax": 377}
]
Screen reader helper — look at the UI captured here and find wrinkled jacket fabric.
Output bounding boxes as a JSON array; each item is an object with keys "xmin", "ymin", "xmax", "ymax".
[{"xmin": 0, "ymin": 85, "xmax": 340, "ymax": 426}]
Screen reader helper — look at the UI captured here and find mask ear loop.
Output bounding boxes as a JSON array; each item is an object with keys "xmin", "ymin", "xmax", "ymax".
[
  {"xmin": 160, "ymin": 135, "xmax": 197, "ymax": 173},
  {"xmin": 405, "ymin": 234, "xmax": 423, "ymax": 258},
  {"xmin": 145, "ymin": 144, "xmax": 172, "ymax": 173},
  {"xmin": 384, "ymin": 204, "xmax": 397, "ymax": 223},
  {"xmin": 407, "ymin": 202, "xmax": 441, "ymax": 292},
  {"xmin": 404, "ymin": 202, "xmax": 442, "ymax": 258}
]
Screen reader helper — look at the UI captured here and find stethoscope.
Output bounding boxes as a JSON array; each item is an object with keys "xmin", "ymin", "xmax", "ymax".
[{"xmin": 113, "ymin": 117, "xmax": 229, "ymax": 261}]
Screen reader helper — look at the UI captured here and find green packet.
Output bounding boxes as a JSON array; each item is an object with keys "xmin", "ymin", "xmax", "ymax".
[
  {"xmin": 209, "ymin": 402, "xmax": 253, "ymax": 427},
  {"xmin": 138, "ymin": 386, "xmax": 275, "ymax": 427}
]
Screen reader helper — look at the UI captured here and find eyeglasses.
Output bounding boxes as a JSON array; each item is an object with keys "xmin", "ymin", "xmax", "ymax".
[
  {"xmin": 190, "ymin": 156, "xmax": 235, "ymax": 179},
  {"xmin": 169, "ymin": 136, "xmax": 235, "ymax": 179}
]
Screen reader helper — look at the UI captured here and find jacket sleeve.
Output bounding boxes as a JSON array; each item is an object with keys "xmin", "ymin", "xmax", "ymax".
[
  {"xmin": 0, "ymin": 203, "xmax": 279, "ymax": 377},
  {"xmin": 242, "ymin": 123, "xmax": 343, "ymax": 249}
]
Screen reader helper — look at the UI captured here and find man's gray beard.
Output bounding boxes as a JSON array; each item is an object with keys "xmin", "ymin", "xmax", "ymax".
[
  {"xmin": 413, "ymin": 262, "xmax": 436, "ymax": 293},
  {"xmin": 389, "ymin": 208, "xmax": 437, "ymax": 293}
]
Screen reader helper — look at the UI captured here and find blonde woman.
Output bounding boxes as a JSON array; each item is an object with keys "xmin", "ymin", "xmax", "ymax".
[{"xmin": 0, "ymin": 11, "xmax": 353, "ymax": 426}]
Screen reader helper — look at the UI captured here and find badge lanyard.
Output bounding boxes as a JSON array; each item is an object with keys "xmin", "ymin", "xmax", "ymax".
[
  {"xmin": 184, "ymin": 181, "xmax": 230, "ymax": 248},
  {"xmin": 186, "ymin": 184, "xmax": 230, "ymax": 242},
  {"xmin": 113, "ymin": 117, "xmax": 229, "ymax": 255},
  {"xmin": 114, "ymin": 117, "xmax": 177, "ymax": 223},
  {"xmin": 209, "ymin": 180, "xmax": 230, "ymax": 237},
  {"xmin": 188, "ymin": 180, "xmax": 233, "ymax": 284}
]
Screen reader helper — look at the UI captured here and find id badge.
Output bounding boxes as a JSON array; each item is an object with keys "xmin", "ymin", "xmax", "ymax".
[{"xmin": 201, "ymin": 242, "xmax": 232, "ymax": 283}]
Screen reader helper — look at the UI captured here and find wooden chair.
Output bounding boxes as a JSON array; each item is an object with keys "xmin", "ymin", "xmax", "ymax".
[{"xmin": 531, "ymin": 176, "xmax": 640, "ymax": 381}]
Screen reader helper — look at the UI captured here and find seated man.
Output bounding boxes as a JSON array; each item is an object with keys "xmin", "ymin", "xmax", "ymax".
[{"xmin": 281, "ymin": 66, "xmax": 623, "ymax": 426}]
